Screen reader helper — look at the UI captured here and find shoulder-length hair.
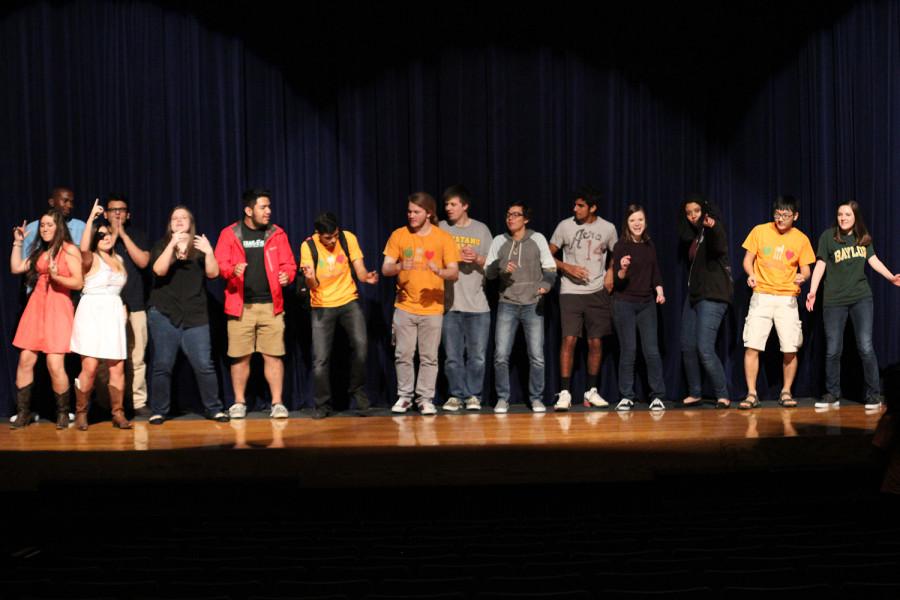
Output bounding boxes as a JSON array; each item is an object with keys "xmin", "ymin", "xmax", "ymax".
[
  {"xmin": 621, "ymin": 204, "xmax": 651, "ymax": 243},
  {"xmin": 408, "ymin": 192, "xmax": 439, "ymax": 225},
  {"xmin": 162, "ymin": 205, "xmax": 198, "ymax": 260},
  {"xmin": 25, "ymin": 209, "xmax": 72, "ymax": 287},
  {"xmin": 833, "ymin": 200, "xmax": 872, "ymax": 246},
  {"xmin": 89, "ymin": 219, "xmax": 125, "ymax": 273}
]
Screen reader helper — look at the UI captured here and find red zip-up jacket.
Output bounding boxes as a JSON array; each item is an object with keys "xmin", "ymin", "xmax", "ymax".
[{"xmin": 215, "ymin": 221, "xmax": 297, "ymax": 317}]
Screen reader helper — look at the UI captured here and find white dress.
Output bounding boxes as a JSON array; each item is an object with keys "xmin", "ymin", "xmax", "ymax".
[{"xmin": 70, "ymin": 255, "xmax": 128, "ymax": 360}]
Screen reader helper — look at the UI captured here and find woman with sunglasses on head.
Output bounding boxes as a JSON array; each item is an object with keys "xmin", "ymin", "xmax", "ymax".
[
  {"xmin": 806, "ymin": 201, "xmax": 900, "ymax": 410},
  {"xmin": 70, "ymin": 199, "xmax": 130, "ymax": 429},
  {"xmin": 10, "ymin": 209, "xmax": 83, "ymax": 429}
]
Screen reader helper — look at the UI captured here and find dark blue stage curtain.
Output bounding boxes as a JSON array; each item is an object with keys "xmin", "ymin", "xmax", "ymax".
[{"xmin": 1, "ymin": 1, "xmax": 898, "ymax": 413}]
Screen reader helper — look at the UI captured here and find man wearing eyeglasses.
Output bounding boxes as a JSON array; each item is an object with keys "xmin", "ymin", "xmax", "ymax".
[{"xmin": 739, "ymin": 195, "xmax": 815, "ymax": 410}]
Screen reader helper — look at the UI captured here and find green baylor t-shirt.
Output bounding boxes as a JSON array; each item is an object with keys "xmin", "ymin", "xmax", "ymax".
[{"xmin": 816, "ymin": 230, "xmax": 874, "ymax": 307}]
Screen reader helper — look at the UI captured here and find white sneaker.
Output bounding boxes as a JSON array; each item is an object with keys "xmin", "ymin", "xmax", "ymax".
[
  {"xmin": 442, "ymin": 397, "xmax": 463, "ymax": 411},
  {"xmin": 583, "ymin": 387, "xmax": 609, "ymax": 408},
  {"xmin": 531, "ymin": 400, "xmax": 546, "ymax": 413},
  {"xmin": 464, "ymin": 396, "xmax": 481, "ymax": 411},
  {"xmin": 649, "ymin": 398, "xmax": 666, "ymax": 411},
  {"xmin": 814, "ymin": 393, "xmax": 840, "ymax": 409},
  {"xmin": 616, "ymin": 398, "xmax": 634, "ymax": 411},
  {"xmin": 392, "ymin": 398, "xmax": 413, "ymax": 413},
  {"xmin": 553, "ymin": 390, "xmax": 572, "ymax": 412},
  {"xmin": 865, "ymin": 396, "xmax": 883, "ymax": 411},
  {"xmin": 419, "ymin": 400, "xmax": 437, "ymax": 415},
  {"xmin": 228, "ymin": 403, "xmax": 247, "ymax": 419},
  {"xmin": 270, "ymin": 403, "xmax": 289, "ymax": 419},
  {"xmin": 494, "ymin": 400, "xmax": 509, "ymax": 414}
]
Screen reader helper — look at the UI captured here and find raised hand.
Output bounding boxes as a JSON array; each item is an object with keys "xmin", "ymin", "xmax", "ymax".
[
  {"xmin": 459, "ymin": 246, "xmax": 477, "ymax": 263},
  {"xmin": 702, "ymin": 215, "xmax": 716, "ymax": 228},
  {"xmin": 620, "ymin": 255, "xmax": 632, "ymax": 271},
  {"xmin": 13, "ymin": 220, "xmax": 27, "ymax": 242},
  {"xmin": 892, "ymin": 274, "xmax": 900, "ymax": 287},
  {"xmin": 192, "ymin": 234, "xmax": 213, "ymax": 255},
  {"xmin": 505, "ymin": 261, "xmax": 519, "ymax": 273},
  {"xmin": 89, "ymin": 198, "xmax": 104, "ymax": 221}
]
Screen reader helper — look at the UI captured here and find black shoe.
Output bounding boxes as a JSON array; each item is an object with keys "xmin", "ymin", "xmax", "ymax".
[
  {"xmin": 208, "ymin": 411, "xmax": 230, "ymax": 422},
  {"xmin": 133, "ymin": 406, "xmax": 153, "ymax": 418},
  {"xmin": 312, "ymin": 407, "xmax": 332, "ymax": 420}
]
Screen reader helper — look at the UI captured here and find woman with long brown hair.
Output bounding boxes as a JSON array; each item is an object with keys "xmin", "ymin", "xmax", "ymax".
[{"xmin": 10, "ymin": 209, "xmax": 83, "ymax": 428}]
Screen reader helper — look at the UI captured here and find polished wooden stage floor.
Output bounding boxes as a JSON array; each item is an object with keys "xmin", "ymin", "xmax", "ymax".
[{"xmin": 0, "ymin": 402, "xmax": 883, "ymax": 490}]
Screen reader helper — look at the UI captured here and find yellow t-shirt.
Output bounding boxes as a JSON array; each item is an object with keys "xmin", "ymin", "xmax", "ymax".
[
  {"xmin": 383, "ymin": 225, "xmax": 461, "ymax": 315},
  {"xmin": 299, "ymin": 231, "xmax": 364, "ymax": 308},
  {"xmin": 742, "ymin": 223, "xmax": 815, "ymax": 296}
]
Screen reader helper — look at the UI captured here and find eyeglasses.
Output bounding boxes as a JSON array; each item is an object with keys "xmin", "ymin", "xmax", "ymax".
[
  {"xmin": 506, "ymin": 212, "xmax": 524, "ymax": 218},
  {"xmin": 99, "ymin": 231, "xmax": 112, "ymax": 238},
  {"xmin": 773, "ymin": 211, "xmax": 795, "ymax": 221}
]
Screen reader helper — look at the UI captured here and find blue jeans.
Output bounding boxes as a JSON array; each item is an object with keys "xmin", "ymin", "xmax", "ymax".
[
  {"xmin": 311, "ymin": 301, "xmax": 368, "ymax": 409},
  {"xmin": 680, "ymin": 299, "xmax": 729, "ymax": 399},
  {"xmin": 613, "ymin": 299, "xmax": 666, "ymax": 400},
  {"xmin": 824, "ymin": 297, "xmax": 879, "ymax": 399},
  {"xmin": 148, "ymin": 308, "xmax": 224, "ymax": 417},
  {"xmin": 493, "ymin": 302, "xmax": 544, "ymax": 404},
  {"xmin": 442, "ymin": 311, "xmax": 491, "ymax": 400}
]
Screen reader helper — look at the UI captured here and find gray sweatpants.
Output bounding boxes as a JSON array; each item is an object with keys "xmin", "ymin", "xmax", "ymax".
[{"xmin": 393, "ymin": 308, "xmax": 443, "ymax": 404}]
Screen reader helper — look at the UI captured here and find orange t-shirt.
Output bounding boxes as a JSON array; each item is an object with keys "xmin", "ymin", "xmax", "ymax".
[
  {"xmin": 742, "ymin": 223, "xmax": 815, "ymax": 296},
  {"xmin": 299, "ymin": 231, "xmax": 364, "ymax": 308},
  {"xmin": 383, "ymin": 225, "xmax": 460, "ymax": 315}
]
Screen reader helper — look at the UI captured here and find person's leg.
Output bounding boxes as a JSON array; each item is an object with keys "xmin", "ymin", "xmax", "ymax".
[
  {"xmin": 781, "ymin": 352, "xmax": 798, "ymax": 396},
  {"xmin": 742, "ymin": 293, "xmax": 774, "ymax": 402},
  {"xmin": 227, "ymin": 305, "xmax": 256, "ymax": 411},
  {"xmin": 492, "ymin": 303, "xmax": 517, "ymax": 406},
  {"xmin": 340, "ymin": 301, "xmax": 370, "ymax": 409},
  {"xmin": 147, "ymin": 309, "xmax": 182, "ymax": 418},
  {"xmin": 743, "ymin": 349, "xmax": 760, "ymax": 397},
  {"xmin": 613, "ymin": 300, "xmax": 638, "ymax": 400},
  {"xmin": 72, "ymin": 355, "xmax": 99, "ymax": 429},
  {"xmin": 465, "ymin": 311, "xmax": 491, "ymax": 403},
  {"xmin": 15, "ymin": 349, "xmax": 38, "ymax": 388},
  {"xmin": 230, "ymin": 356, "xmax": 252, "ymax": 405},
  {"xmin": 822, "ymin": 305, "xmax": 848, "ymax": 398},
  {"xmin": 392, "ymin": 309, "xmax": 417, "ymax": 403},
  {"xmin": 849, "ymin": 297, "xmax": 880, "ymax": 401},
  {"xmin": 636, "ymin": 302, "xmax": 666, "ymax": 400},
  {"xmin": 441, "ymin": 311, "xmax": 467, "ymax": 401},
  {"xmin": 414, "ymin": 314, "xmax": 443, "ymax": 405},
  {"xmin": 45, "ymin": 353, "xmax": 70, "ymax": 395},
  {"xmin": 583, "ymin": 290, "xmax": 613, "ymax": 393},
  {"xmin": 13, "ymin": 349, "xmax": 38, "ymax": 427},
  {"xmin": 772, "ymin": 297, "xmax": 803, "ymax": 400},
  {"xmin": 695, "ymin": 300, "xmax": 729, "ymax": 401},
  {"xmin": 107, "ymin": 359, "xmax": 131, "ymax": 428},
  {"xmin": 521, "ymin": 303, "xmax": 546, "ymax": 405},
  {"xmin": 311, "ymin": 306, "xmax": 339, "ymax": 411},
  {"xmin": 254, "ymin": 305, "xmax": 286, "ymax": 407},
  {"xmin": 128, "ymin": 310, "xmax": 149, "ymax": 411},
  {"xmin": 680, "ymin": 299, "xmax": 702, "ymax": 400},
  {"xmin": 558, "ymin": 294, "xmax": 582, "ymax": 392},
  {"xmin": 262, "ymin": 354, "xmax": 284, "ymax": 406},
  {"xmin": 182, "ymin": 324, "xmax": 226, "ymax": 416}
]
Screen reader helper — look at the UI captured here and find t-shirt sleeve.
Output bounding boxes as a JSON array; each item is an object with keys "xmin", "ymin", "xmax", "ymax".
[
  {"xmin": 549, "ymin": 221, "xmax": 566, "ymax": 249},
  {"xmin": 531, "ymin": 233, "xmax": 558, "ymax": 272},
  {"xmin": 299, "ymin": 240, "xmax": 313, "ymax": 267},
  {"xmin": 816, "ymin": 231, "xmax": 830, "ymax": 262},
  {"xmin": 477, "ymin": 224, "xmax": 492, "ymax": 256},
  {"xmin": 443, "ymin": 231, "xmax": 461, "ymax": 265},
  {"xmin": 799, "ymin": 235, "xmax": 816, "ymax": 266},
  {"xmin": 867, "ymin": 242, "xmax": 875, "ymax": 259},
  {"xmin": 383, "ymin": 230, "xmax": 400, "ymax": 261},
  {"xmin": 347, "ymin": 232, "xmax": 364, "ymax": 263},
  {"xmin": 741, "ymin": 226, "xmax": 759, "ymax": 254},
  {"xmin": 150, "ymin": 239, "xmax": 166, "ymax": 264}
]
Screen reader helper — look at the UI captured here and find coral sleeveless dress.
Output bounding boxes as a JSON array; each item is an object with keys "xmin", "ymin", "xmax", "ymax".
[
  {"xmin": 13, "ymin": 243, "xmax": 77, "ymax": 354},
  {"xmin": 70, "ymin": 256, "xmax": 127, "ymax": 360}
]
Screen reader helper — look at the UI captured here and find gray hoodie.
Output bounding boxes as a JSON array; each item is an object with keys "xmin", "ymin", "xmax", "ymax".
[{"xmin": 485, "ymin": 229, "xmax": 557, "ymax": 305}]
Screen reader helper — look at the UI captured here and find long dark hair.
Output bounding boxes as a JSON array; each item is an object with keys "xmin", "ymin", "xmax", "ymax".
[
  {"xmin": 162, "ymin": 205, "xmax": 198, "ymax": 260},
  {"xmin": 621, "ymin": 204, "xmax": 651, "ymax": 243},
  {"xmin": 832, "ymin": 200, "xmax": 872, "ymax": 246},
  {"xmin": 25, "ymin": 209, "xmax": 72, "ymax": 287}
]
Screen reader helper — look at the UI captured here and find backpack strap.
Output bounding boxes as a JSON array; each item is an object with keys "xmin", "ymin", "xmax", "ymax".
[{"xmin": 339, "ymin": 231, "xmax": 358, "ymax": 282}]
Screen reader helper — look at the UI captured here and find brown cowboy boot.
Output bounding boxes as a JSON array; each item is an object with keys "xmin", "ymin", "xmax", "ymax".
[
  {"xmin": 54, "ymin": 388, "xmax": 71, "ymax": 430},
  {"xmin": 74, "ymin": 380, "xmax": 91, "ymax": 431},
  {"xmin": 109, "ymin": 386, "xmax": 132, "ymax": 429},
  {"xmin": 11, "ymin": 383, "xmax": 34, "ymax": 429}
]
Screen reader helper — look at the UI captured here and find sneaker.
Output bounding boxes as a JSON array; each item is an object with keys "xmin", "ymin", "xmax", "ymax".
[
  {"xmin": 494, "ymin": 400, "xmax": 510, "ymax": 414},
  {"xmin": 531, "ymin": 400, "xmax": 546, "ymax": 413},
  {"xmin": 616, "ymin": 398, "xmax": 634, "ymax": 411},
  {"xmin": 270, "ymin": 403, "xmax": 289, "ymax": 419},
  {"xmin": 649, "ymin": 398, "xmax": 666, "ymax": 411},
  {"xmin": 583, "ymin": 387, "xmax": 609, "ymax": 408},
  {"xmin": 148, "ymin": 414, "xmax": 165, "ymax": 425},
  {"xmin": 442, "ymin": 397, "xmax": 463, "ymax": 412},
  {"xmin": 392, "ymin": 398, "xmax": 413, "ymax": 413},
  {"xmin": 210, "ymin": 412, "xmax": 230, "ymax": 423},
  {"xmin": 554, "ymin": 390, "xmax": 572, "ymax": 412},
  {"xmin": 865, "ymin": 396, "xmax": 884, "ymax": 410},
  {"xmin": 228, "ymin": 403, "xmax": 247, "ymax": 419},
  {"xmin": 464, "ymin": 396, "xmax": 482, "ymax": 411},
  {"xmin": 419, "ymin": 400, "xmax": 437, "ymax": 415},
  {"xmin": 814, "ymin": 393, "xmax": 840, "ymax": 409}
]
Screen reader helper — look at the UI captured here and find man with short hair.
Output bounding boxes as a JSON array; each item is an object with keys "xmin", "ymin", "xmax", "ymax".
[
  {"xmin": 299, "ymin": 212, "xmax": 379, "ymax": 419},
  {"xmin": 739, "ymin": 195, "xmax": 815, "ymax": 409},
  {"xmin": 382, "ymin": 192, "xmax": 459, "ymax": 416},
  {"xmin": 438, "ymin": 184, "xmax": 492, "ymax": 412},
  {"xmin": 548, "ymin": 187, "xmax": 618, "ymax": 411},
  {"xmin": 215, "ymin": 188, "xmax": 297, "ymax": 419},
  {"xmin": 22, "ymin": 186, "xmax": 86, "ymax": 259}
]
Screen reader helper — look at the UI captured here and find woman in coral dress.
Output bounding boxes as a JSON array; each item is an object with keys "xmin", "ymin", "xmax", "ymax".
[{"xmin": 10, "ymin": 209, "xmax": 83, "ymax": 429}]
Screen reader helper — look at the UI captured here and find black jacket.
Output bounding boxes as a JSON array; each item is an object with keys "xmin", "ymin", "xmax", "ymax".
[{"xmin": 677, "ymin": 209, "xmax": 733, "ymax": 305}]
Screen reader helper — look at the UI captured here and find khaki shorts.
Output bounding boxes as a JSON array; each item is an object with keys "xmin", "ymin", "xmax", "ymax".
[
  {"xmin": 227, "ymin": 303, "xmax": 285, "ymax": 357},
  {"xmin": 742, "ymin": 292, "xmax": 803, "ymax": 353}
]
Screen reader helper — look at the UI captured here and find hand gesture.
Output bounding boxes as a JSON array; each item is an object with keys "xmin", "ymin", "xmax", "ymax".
[
  {"xmin": 89, "ymin": 198, "xmax": 104, "ymax": 221},
  {"xmin": 568, "ymin": 264, "xmax": 590, "ymax": 282},
  {"xmin": 300, "ymin": 264, "xmax": 316, "ymax": 280},
  {"xmin": 537, "ymin": 287, "xmax": 549, "ymax": 296},
  {"xmin": 805, "ymin": 291, "xmax": 816, "ymax": 312},
  {"xmin": 892, "ymin": 274, "xmax": 900, "ymax": 287},
  {"xmin": 620, "ymin": 255, "xmax": 632, "ymax": 271},
  {"xmin": 363, "ymin": 270, "xmax": 379, "ymax": 284},
  {"xmin": 171, "ymin": 232, "xmax": 189, "ymax": 247},
  {"xmin": 702, "ymin": 215, "xmax": 716, "ymax": 228},
  {"xmin": 278, "ymin": 271, "xmax": 289, "ymax": 286},
  {"xmin": 459, "ymin": 246, "xmax": 477, "ymax": 263},
  {"xmin": 793, "ymin": 272, "xmax": 806, "ymax": 285},
  {"xmin": 13, "ymin": 220, "xmax": 27, "ymax": 243},
  {"xmin": 505, "ymin": 261, "xmax": 519, "ymax": 273},
  {"xmin": 233, "ymin": 262, "xmax": 248, "ymax": 277},
  {"xmin": 656, "ymin": 293, "xmax": 666, "ymax": 305},
  {"xmin": 192, "ymin": 234, "xmax": 213, "ymax": 255},
  {"xmin": 747, "ymin": 274, "xmax": 757, "ymax": 288}
]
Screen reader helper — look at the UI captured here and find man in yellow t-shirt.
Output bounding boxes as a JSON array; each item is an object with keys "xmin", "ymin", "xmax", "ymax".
[
  {"xmin": 739, "ymin": 196, "xmax": 816, "ymax": 409},
  {"xmin": 382, "ymin": 192, "xmax": 460, "ymax": 415},
  {"xmin": 299, "ymin": 212, "xmax": 379, "ymax": 419}
]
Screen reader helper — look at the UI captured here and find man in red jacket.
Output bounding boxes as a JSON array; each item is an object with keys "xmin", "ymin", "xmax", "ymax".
[{"xmin": 214, "ymin": 188, "xmax": 297, "ymax": 419}]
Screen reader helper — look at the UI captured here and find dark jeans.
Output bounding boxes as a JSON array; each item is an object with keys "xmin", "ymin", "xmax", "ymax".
[
  {"xmin": 441, "ymin": 310, "xmax": 491, "ymax": 400},
  {"xmin": 148, "ymin": 308, "xmax": 224, "ymax": 417},
  {"xmin": 680, "ymin": 298, "xmax": 729, "ymax": 399},
  {"xmin": 494, "ymin": 302, "xmax": 544, "ymax": 403},
  {"xmin": 613, "ymin": 299, "xmax": 666, "ymax": 400},
  {"xmin": 824, "ymin": 297, "xmax": 880, "ymax": 399},
  {"xmin": 311, "ymin": 300, "xmax": 368, "ymax": 409}
]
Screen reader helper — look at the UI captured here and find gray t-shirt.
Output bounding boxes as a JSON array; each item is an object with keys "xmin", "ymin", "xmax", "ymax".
[
  {"xmin": 549, "ymin": 216, "xmax": 618, "ymax": 295},
  {"xmin": 439, "ymin": 218, "xmax": 492, "ymax": 313}
]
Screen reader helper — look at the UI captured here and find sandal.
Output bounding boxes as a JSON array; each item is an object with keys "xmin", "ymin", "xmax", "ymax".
[
  {"xmin": 778, "ymin": 391, "xmax": 797, "ymax": 408},
  {"xmin": 683, "ymin": 396, "xmax": 703, "ymax": 407},
  {"xmin": 715, "ymin": 398, "xmax": 731, "ymax": 409},
  {"xmin": 738, "ymin": 393, "xmax": 759, "ymax": 410}
]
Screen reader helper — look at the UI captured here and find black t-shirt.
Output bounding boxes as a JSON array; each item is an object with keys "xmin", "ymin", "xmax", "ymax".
[
  {"xmin": 114, "ymin": 227, "xmax": 149, "ymax": 311},
  {"xmin": 148, "ymin": 239, "xmax": 209, "ymax": 328},
  {"xmin": 241, "ymin": 222, "xmax": 272, "ymax": 304}
]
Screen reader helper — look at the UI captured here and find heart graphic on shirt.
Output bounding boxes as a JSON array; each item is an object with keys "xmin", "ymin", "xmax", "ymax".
[
  {"xmin": 425, "ymin": 250, "xmax": 435, "ymax": 260},
  {"xmin": 336, "ymin": 255, "xmax": 345, "ymax": 264},
  {"xmin": 762, "ymin": 247, "xmax": 773, "ymax": 256},
  {"xmin": 403, "ymin": 248, "xmax": 414, "ymax": 258},
  {"xmin": 785, "ymin": 250, "xmax": 795, "ymax": 260}
]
